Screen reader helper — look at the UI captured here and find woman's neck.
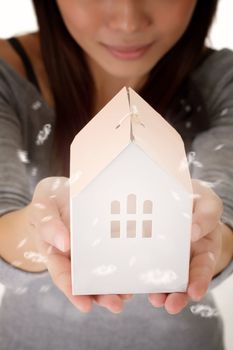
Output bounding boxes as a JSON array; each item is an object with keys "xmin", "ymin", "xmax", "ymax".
[{"xmin": 86, "ymin": 55, "xmax": 148, "ymax": 114}]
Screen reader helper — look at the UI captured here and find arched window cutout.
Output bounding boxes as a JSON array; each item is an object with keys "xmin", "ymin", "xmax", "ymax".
[
  {"xmin": 127, "ymin": 194, "xmax": 136, "ymax": 214},
  {"xmin": 143, "ymin": 200, "xmax": 153, "ymax": 214},
  {"xmin": 111, "ymin": 221, "xmax": 120, "ymax": 238},
  {"xmin": 111, "ymin": 200, "xmax": 120, "ymax": 214},
  {"xmin": 127, "ymin": 220, "xmax": 136, "ymax": 238},
  {"xmin": 142, "ymin": 220, "xmax": 152, "ymax": 238}
]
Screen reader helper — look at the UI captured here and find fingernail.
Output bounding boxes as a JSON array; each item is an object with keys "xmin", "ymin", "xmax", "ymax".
[
  {"xmin": 54, "ymin": 235, "xmax": 65, "ymax": 251},
  {"xmin": 191, "ymin": 224, "xmax": 202, "ymax": 241},
  {"xmin": 109, "ymin": 302, "xmax": 123, "ymax": 313},
  {"xmin": 207, "ymin": 252, "xmax": 215, "ymax": 262},
  {"xmin": 110, "ymin": 306, "xmax": 123, "ymax": 314}
]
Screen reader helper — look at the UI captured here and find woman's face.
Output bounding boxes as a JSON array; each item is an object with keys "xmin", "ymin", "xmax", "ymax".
[{"xmin": 56, "ymin": 0, "xmax": 197, "ymax": 80}]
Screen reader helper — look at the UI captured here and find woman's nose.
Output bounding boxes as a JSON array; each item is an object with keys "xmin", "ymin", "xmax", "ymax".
[{"xmin": 107, "ymin": 0, "xmax": 152, "ymax": 33}]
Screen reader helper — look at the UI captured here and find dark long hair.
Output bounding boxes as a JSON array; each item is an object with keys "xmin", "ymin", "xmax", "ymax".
[{"xmin": 32, "ymin": 0, "xmax": 219, "ymax": 176}]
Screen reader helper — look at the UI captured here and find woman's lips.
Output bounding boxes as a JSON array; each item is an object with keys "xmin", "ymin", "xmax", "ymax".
[{"xmin": 101, "ymin": 42, "xmax": 154, "ymax": 60}]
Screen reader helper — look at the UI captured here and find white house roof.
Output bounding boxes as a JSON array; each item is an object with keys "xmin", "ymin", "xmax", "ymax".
[{"xmin": 70, "ymin": 87, "xmax": 192, "ymax": 196}]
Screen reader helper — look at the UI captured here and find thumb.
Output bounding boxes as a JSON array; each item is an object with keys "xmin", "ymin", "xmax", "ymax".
[
  {"xmin": 30, "ymin": 178, "xmax": 70, "ymax": 253},
  {"xmin": 191, "ymin": 179, "xmax": 223, "ymax": 241}
]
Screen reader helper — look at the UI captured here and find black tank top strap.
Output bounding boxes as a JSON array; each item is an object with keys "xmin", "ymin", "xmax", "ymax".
[{"xmin": 7, "ymin": 37, "xmax": 41, "ymax": 92}]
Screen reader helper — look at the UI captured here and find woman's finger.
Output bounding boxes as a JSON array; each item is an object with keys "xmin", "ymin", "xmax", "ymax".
[
  {"xmin": 29, "ymin": 196, "xmax": 70, "ymax": 253},
  {"xmin": 148, "ymin": 292, "xmax": 189, "ymax": 314},
  {"xmin": 188, "ymin": 232, "xmax": 219, "ymax": 301},
  {"xmin": 191, "ymin": 179, "xmax": 223, "ymax": 241},
  {"xmin": 46, "ymin": 248, "xmax": 93, "ymax": 313},
  {"xmin": 93, "ymin": 294, "xmax": 123, "ymax": 313},
  {"xmin": 164, "ymin": 293, "xmax": 189, "ymax": 314},
  {"xmin": 148, "ymin": 293, "xmax": 167, "ymax": 307},
  {"xmin": 39, "ymin": 217, "xmax": 70, "ymax": 252}
]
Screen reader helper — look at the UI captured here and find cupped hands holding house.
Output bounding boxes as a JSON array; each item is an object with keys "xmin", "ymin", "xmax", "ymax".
[
  {"xmin": 29, "ymin": 176, "xmax": 224, "ymax": 315},
  {"xmin": 148, "ymin": 178, "xmax": 224, "ymax": 314},
  {"xmin": 29, "ymin": 176, "xmax": 132, "ymax": 314}
]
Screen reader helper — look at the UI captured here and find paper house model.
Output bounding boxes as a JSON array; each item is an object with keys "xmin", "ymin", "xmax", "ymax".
[{"xmin": 70, "ymin": 87, "xmax": 193, "ymax": 296}]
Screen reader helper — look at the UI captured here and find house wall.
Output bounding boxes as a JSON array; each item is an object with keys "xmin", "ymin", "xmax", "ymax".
[{"xmin": 71, "ymin": 143, "xmax": 193, "ymax": 295}]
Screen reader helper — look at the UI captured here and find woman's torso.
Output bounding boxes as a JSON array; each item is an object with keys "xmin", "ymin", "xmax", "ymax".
[{"xmin": 0, "ymin": 33, "xmax": 228, "ymax": 350}]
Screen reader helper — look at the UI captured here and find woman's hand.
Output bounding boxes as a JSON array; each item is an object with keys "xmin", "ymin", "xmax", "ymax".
[
  {"xmin": 29, "ymin": 176, "xmax": 132, "ymax": 314},
  {"xmin": 148, "ymin": 178, "xmax": 224, "ymax": 314}
]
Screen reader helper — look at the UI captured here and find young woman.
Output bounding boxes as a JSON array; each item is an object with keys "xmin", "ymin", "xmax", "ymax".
[{"xmin": 0, "ymin": 0, "xmax": 232, "ymax": 349}]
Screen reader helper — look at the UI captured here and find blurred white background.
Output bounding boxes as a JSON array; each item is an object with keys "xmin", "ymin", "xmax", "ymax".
[
  {"xmin": 0, "ymin": 0, "xmax": 233, "ymax": 49},
  {"xmin": 0, "ymin": 0, "xmax": 232, "ymax": 349}
]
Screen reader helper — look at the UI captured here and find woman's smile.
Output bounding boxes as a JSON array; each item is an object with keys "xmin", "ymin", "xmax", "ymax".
[{"xmin": 100, "ymin": 41, "xmax": 155, "ymax": 60}]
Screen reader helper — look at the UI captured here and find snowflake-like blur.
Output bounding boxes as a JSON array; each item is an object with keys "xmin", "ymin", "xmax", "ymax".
[
  {"xmin": 51, "ymin": 178, "xmax": 62, "ymax": 191},
  {"xmin": 41, "ymin": 215, "xmax": 53, "ymax": 223},
  {"xmin": 220, "ymin": 108, "xmax": 228, "ymax": 117},
  {"xmin": 140, "ymin": 269, "xmax": 177, "ymax": 285},
  {"xmin": 92, "ymin": 217, "xmax": 99, "ymax": 226},
  {"xmin": 185, "ymin": 121, "xmax": 192, "ymax": 129},
  {"xmin": 199, "ymin": 179, "xmax": 223, "ymax": 189},
  {"xmin": 17, "ymin": 149, "xmax": 29, "ymax": 164},
  {"xmin": 36, "ymin": 124, "xmax": 52, "ymax": 146},
  {"xmin": 91, "ymin": 238, "xmax": 102, "ymax": 247},
  {"xmin": 24, "ymin": 251, "xmax": 48, "ymax": 263},
  {"xmin": 214, "ymin": 144, "xmax": 224, "ymax": 151},
  {"xmin": 33, "ymin": 202, "xmax": 46, "ymax": 210},
  {"xmin": 14, "ymin": 286, "xmax": 28, "ymax": 295},
  {"xmin": 190, "ymin": 304, "xmax": 219, "ymax": 318},
  {"xmin": 68, "ymin": 170, "xmax": 83, "ymax": 185},
  {"xmin": 171, "ymin": 191, "xmax": 181, "ymax": 201},
  {"xmin": 92, "ymin": 264, "xmax": 117, "ymax": 276},
  {"xmin": 32, "ymin": 100, "xmax": 42, "ymax": 111},
  {"xmin": 17, "ymin": 238, "xmax": 28, "ymax": 249},
  {"xmin": 39, "ymin": 285, "xmax": 51, "ymax": 293},
  {"xmin": 31, "ymin": 167, "xmax": 38, "ymax": 176}
]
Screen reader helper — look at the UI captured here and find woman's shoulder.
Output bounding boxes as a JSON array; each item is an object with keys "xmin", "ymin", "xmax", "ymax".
[
  {"xmin": 0, "ymin": 32, "xmax": 54, "ymax": 108},
  {"xmin": 191, "ymin": 48, "xmax": 233, "ymax": 125},
  {"xmin": 192, "ymin": 48, "xmax": 233, "ymax": 86},
  {"xmin": 0, "ymin": 32, "xmax": 40, "ymax": 79},
  {"xmin": 0, "ymin": 33, "xmax": 38, "ymax": 105},
  {"xmin": 0, "ymin": 38, "xmax": 25, "ymax": 80}
]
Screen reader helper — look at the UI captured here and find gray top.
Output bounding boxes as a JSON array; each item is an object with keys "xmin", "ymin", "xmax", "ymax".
[{"xmin": 0, "ymin": 48, "xmax": 233, "ymax": 350}]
